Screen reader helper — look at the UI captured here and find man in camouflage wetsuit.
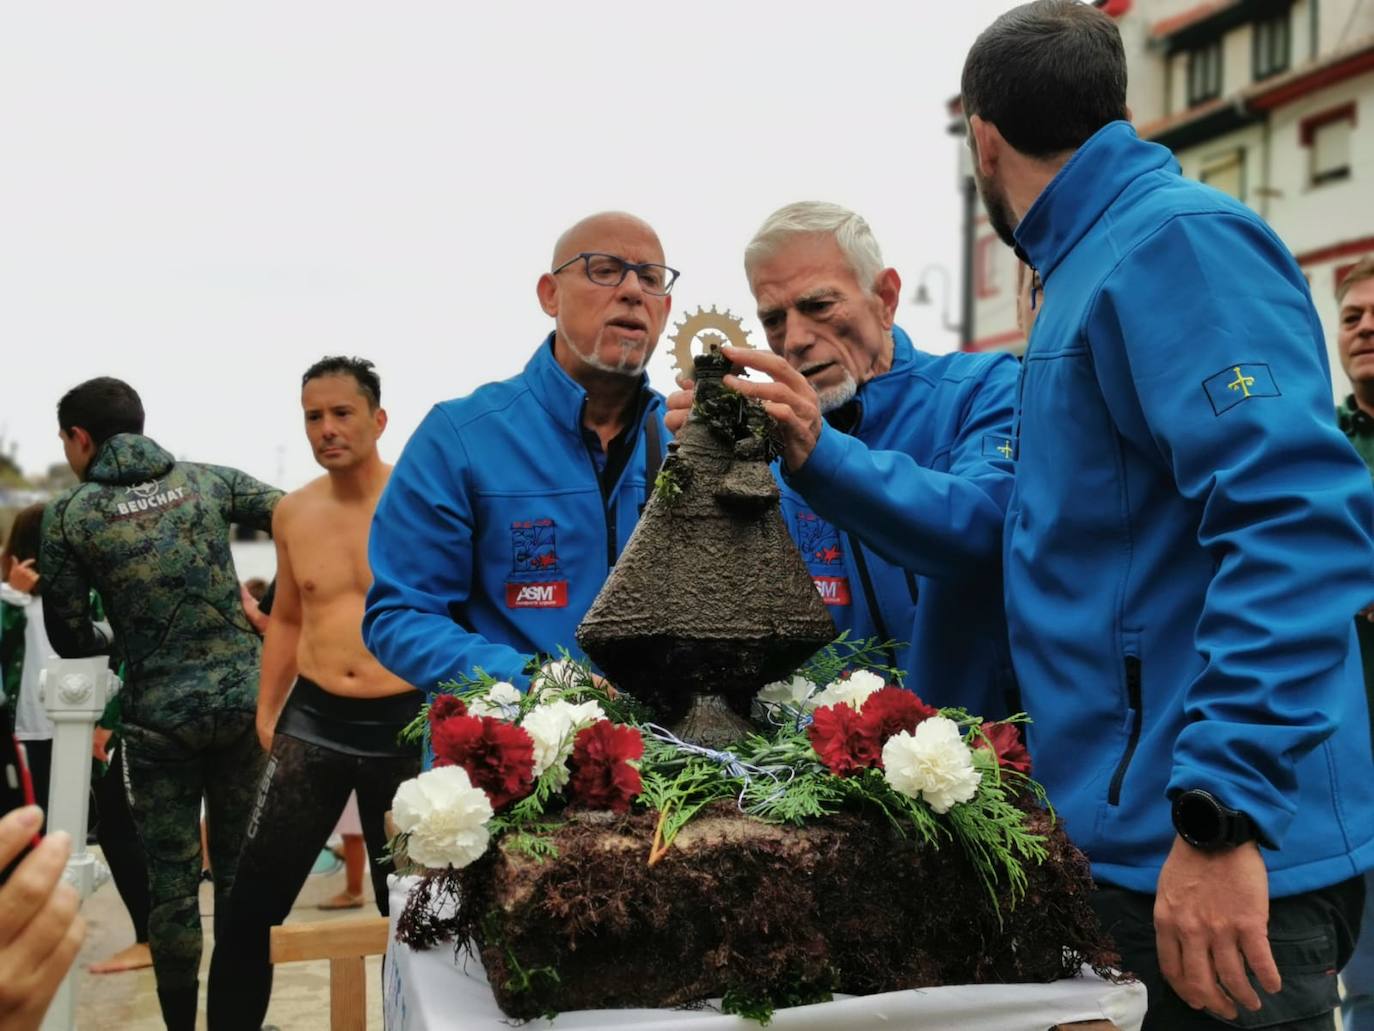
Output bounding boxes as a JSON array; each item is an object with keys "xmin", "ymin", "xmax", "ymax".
[{"xmin": 40, "ymin": 377, "xmax": 281, "ymax": 1031}]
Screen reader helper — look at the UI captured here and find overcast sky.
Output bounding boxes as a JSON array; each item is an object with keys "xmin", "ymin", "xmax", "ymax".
[{"xmin": 2, "ymin": 1, "xmax": 1021, "ymax": 489}]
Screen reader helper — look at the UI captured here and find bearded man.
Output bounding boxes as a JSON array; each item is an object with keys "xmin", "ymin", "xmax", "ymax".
[{"xmin": 363, "ymin": 212, "xmax": 673, "ymax": 694}]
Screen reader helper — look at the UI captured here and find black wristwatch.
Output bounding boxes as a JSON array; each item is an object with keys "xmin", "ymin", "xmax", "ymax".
[{"xmin": 1171, "ymin": 789, "xmax": 1257, "ymax": 851}]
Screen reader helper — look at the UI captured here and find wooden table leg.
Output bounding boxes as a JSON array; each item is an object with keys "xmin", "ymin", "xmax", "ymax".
[{"xmin": 329, "ymin": 955, "xmax": 367, "ymax": 1031}]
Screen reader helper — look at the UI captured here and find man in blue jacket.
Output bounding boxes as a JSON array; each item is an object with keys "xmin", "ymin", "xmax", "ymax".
[
  {"xmin": 666, "ymin": 201, "xmax": 1020, "ymax": 718},
  {"xmin": 364, "ymin": 212, "xmax": 672, "ymax": 696},
  {"xmin": 962, "ymin": 3, "xmax": 1374, "ymax": 1027}
]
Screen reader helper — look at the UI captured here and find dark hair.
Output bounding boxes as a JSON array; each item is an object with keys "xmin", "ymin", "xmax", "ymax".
[
  {"xmin": 1, "ymin": 503, "xmax": 45, "ymax": 590},
  {"xmin": 302, "ymin": 356, "xmax": 381, "ymax": 410},
  {"xmin": 57, "ymin": 377, "xmax": 145, "ymax": 446},
  {"xmin": 961, "ymin": 0, "xmax": 1128, "ymax": 159}
]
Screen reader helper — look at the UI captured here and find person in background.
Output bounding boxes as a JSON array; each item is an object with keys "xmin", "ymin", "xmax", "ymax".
[
  {"xmin": 0, "ymin": 503, "xmax": 150, "ymax": 974},
  {"xmin": 210, "ymin": 357, "xmax": 420, "ymax": 1030},
  {"xmin": 40, "ymin": 376, "xmax": 281, "ymax": 1030},
  {"xmin": 1333, "ymin": 255, "xmax": 1374, "ymax": 1031}
]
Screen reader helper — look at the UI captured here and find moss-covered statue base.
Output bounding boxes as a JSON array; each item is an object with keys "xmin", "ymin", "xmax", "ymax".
[{"xmin": 396, "ymin": 800, "xmax": 1118, "ymax": 1021}]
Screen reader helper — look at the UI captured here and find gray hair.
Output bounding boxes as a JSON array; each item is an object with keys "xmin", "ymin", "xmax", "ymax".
[{"xmin": 744, "ymin": 202, "xmax": 886, "ymax": 292}]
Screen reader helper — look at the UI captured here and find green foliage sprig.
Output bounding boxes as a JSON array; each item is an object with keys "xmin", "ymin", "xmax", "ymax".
[{"xmin": 799, "ymin": 630, "xmax": 906, "ymax": 687}]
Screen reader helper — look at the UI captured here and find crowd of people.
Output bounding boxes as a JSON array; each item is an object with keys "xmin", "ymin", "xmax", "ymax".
[{"xmin": 3, "ymin": 3, "xmax": 1374, "ymax": 1030}]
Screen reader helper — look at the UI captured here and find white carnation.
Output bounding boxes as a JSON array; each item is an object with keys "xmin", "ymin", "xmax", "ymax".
[
  {"xmin": 530, "ymin": 659, "xmax": 583, "ymax": 696},
  {"xmin": 881, "ymin": 716, "xmax": 982, "ymax": 814},
  {"xmin": 757, "ymin": 675, "xmax": 815, "ymax": 707},
  {"xmin": 809, "ymin": 668, "xmax": 886, "ymax": 712},
  {"xmin": 467, "ymin": 681, "xmax": 522, "ymax": 719},
  {"xmin": 521, "ymin": 699, "xmax": 606, "ymax": 786},
  {"xmin": 392, "ymin": 766, "xmax": 493, "ymax": 869}
]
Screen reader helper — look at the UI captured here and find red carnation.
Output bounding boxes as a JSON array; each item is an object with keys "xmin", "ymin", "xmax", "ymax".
[
  {"xmin": 568, "ymin": 721, "xmax": 644, "ymax": 813},
  {"xmin": 975, "ymin": 721, "xmax": 1032, "ymax": 777},
  {"xmin": 428, "ymin": 693, "xmax": 468, "ymax": 727},
  {"xmin": 431, "ymin": 713, "xmax": 536, "ymax": 810},
  {"xmin": 807, "ymin": 703, "xmax": 881, "ymax": 776},
  {"xmin": 857, "ymin": 687, "xmax": 938, "ymax": 756}
]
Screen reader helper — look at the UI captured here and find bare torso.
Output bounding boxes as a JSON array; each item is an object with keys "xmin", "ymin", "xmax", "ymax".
[{"xmin": 278, "ymin": 473, "xmax": 411, "ymax": 698}]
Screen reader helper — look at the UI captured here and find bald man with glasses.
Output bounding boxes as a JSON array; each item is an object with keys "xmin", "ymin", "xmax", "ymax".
[{"xmin": 363, "ymin": 212, "xmax": 674, "ymax": 699}]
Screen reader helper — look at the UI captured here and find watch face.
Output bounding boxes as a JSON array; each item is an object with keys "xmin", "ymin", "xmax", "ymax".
[
  {"xmin": 1174, "ymin": 790, "xmax": 1256, "ymax": 849},
  {"xmin": 1179, "ymin": 792, "xmax": 1223, "ymax": 847}
]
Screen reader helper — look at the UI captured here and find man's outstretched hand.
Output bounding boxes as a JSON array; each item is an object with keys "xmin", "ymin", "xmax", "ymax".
[{"xmin": 664, "ymin": 346, "xmax": 825, "ymax": 473}]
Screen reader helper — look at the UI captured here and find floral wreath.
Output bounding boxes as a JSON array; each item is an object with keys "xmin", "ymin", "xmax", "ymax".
[{"xmin": 389, "ymin": 635, "xmax": 1047, "ymax": 908}]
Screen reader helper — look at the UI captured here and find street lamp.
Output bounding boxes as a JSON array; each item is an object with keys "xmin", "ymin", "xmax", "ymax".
[{"xmin": 913, "ymin": 265, "xmax": 963, "ymax": 336}]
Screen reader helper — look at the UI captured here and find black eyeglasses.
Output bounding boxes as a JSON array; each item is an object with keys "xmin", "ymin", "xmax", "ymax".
[{"xmin": 552, "ymin": 252, "xmax": 680, "ymax": 296}]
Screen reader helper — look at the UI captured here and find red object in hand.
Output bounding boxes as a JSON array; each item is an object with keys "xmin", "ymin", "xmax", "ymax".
[{"xmin": 1, "ymin": 736, "xmax": 40, "ymax": 882}]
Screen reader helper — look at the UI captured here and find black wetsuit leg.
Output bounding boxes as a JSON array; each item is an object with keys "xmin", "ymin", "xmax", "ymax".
[
  {"xmin": 208, "ymin": 732, "xmax": 355, "ymax": 1030},
  {"xmin": 207, "ymin": 679, "xmax": 421, "ymax": 1031},
  {"xmin": 94, "ymin": 742, "xmax": 150, "ymax": 943},
  {"xmin": 355, "ymin": 750, "xmax": 421, "ymax": 914}
]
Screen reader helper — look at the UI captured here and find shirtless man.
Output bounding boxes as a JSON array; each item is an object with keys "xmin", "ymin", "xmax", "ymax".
[{"xmin": 207, "ymin": 356, "xmax": 421, "ymax": 1031}]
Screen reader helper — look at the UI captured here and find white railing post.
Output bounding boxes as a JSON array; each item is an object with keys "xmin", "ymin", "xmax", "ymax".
[{"xmin": 37, "ymin": 657, "xmax": 120, "ymax": 1031}]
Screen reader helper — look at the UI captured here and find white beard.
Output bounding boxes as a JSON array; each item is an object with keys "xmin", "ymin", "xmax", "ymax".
[
  {"xmin": 567, "ymin": 332, "xmax": 649, "ymax": 376},
  {"xmin": 815, "ymin": 373, "xmax": 858, "ymax": 413}
]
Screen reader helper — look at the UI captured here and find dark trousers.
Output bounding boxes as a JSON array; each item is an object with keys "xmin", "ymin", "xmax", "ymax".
[
  {"xmin": 207, "ymin": 730, "xmax": 419, "ymax": 1030},
  {"xmin": 122, "ymin": 711, "xmax": 267, "ymax": 1031},
  {"xmin": 1092, "ymin": 877, "xmax": 1364, "ymax": 1030},
  {"xmin": 92, "ymin": 743, "xmax": 151, "ymax": 943},
  {"xmin": 23, "ymin": 738, "xmax": 150, "ymax": 942}
]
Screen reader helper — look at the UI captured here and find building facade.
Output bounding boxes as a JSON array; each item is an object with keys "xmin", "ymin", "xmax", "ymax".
[{"xmin": 949, "ymin": 0, "xmax": 1374, "ymax": 393}]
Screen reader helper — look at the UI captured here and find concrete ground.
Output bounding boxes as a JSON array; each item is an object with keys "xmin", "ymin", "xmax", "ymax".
[{"xmin": 73, "ymin": 849, "xmax": 384, "ymax": 1030}]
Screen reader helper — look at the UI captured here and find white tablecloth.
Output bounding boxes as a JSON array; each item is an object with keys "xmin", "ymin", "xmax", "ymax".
[{"xmin": 384, "ymin": 876, "xmax": 1146, "ymax": 1031}]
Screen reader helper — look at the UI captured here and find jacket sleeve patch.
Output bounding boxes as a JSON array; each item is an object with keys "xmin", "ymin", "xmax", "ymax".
[
  {"xmin": 1203, "ymin": 363, "xmax": 1281, "ymax": 416},
  {"xmin": 981, "ymin": 435, "xmax": 1016, "ymax": 460}
]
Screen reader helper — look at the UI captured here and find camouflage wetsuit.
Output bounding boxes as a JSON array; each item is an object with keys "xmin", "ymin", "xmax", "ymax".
[{"xmin": 41, "ymin": 433, "xmax": 280, "ymax": 1031}]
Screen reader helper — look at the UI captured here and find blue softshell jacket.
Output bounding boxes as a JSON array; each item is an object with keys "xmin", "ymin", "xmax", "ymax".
[
  {"xmin": 363, "ymin": 336, "xmax": 667, "ymax": 695},
  {"xmin": 781, "ymin": 325, "xmax": 1021, "ymax": 719},
  {"xmin": 1007, "ymin": 121, "xmax": 1374, "ymax": 896}
]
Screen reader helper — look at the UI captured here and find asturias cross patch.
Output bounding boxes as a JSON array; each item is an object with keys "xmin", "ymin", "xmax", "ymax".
[
  {"xmin": 981, "ymin": 435, "xmax": 1016, "ymax": 460},
  {"xmin": 1203, "ymin": 363, "xmax": 1280, "ymax": 416}
]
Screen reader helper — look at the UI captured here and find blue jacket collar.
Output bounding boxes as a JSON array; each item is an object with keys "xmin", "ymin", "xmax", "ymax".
[
  {"xmin": 861, "ymin": 324, "xmax": 918, "ymax": 396},
  {"xmin": 1014, "ymin": 121, "xmax": 1177, "ymax": 281},
  {"xmin": 523, "ymin": 332, "xmax": 655, "ymax": 435},
  {"xmin": 829, "ymin": 325, "xmax": 918, "ymax": 435}
]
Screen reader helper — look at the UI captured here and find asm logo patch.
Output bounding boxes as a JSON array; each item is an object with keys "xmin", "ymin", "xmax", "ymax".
[
  {"xmin": 813, "ymin": 575, "xmax": 852, "ymax": 606},
  {"xmin": 1203, "ymin": 363, "xmax": 1280, "ymax": 416},
  {"xmin": 982, "ymin": 435, "xmax": 1016, "ymax": 460},
  {"xmin": 510, "ymin": 518, "xmax": 560, "ymax": 574},
  {"xmin": 795, "ymin": 511, "xmax": 843, "ymax": 566},
  {"xmin": 506, "ymin": 581, "xmax": 569, "ymax": 609}
]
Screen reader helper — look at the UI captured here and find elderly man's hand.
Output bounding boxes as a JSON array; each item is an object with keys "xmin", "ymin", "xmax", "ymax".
[
  {"xmin": 1154, "ymin": 835, "xmax": 1280, "ymax": 1019},
  {"xmin": 664, "ymin": 376, "xmax": 694, "ymax": 437},
  {"xmin": 720, "ymin": 345, "xmax": 824, "ymax": 472},
  {"xmin": 0, "ymin": 807, "xmax": 86, "ymax": 1031}
]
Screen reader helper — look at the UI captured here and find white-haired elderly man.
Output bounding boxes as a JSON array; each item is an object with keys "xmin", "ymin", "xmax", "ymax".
[{"xmin": 667, "ymin": 201, "xmax": 1020, "ymax": 717}]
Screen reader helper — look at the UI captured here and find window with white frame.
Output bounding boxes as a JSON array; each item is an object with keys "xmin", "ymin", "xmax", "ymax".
[
  {"xmin": 1200, "ymin": 149, "xmax": 1246, "ymax": 200},
  {"xmin": 1188, "ymin": 40, "xmax": 1223, "ymax": 105},
  {"xmin": 1303, "ymin": 105, "xmax": 1356, "ymax": 186},
  {"xmin": 1253, "ymin": 12, "xmax": 1290, "ymax": 80}
]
